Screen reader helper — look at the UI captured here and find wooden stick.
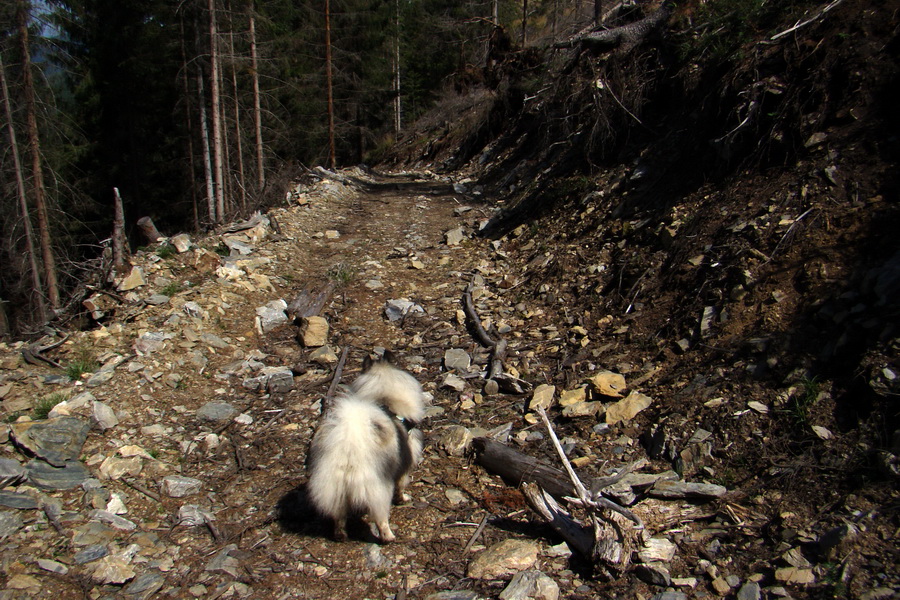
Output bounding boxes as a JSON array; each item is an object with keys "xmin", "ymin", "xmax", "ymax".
[
  {"xmin": 323, "ymin": 345, "xmax": 350, "ymax": 412},
  {"xmin": 463, "ymin": 513, "xmax": 490, "ymax": 553},
  {"xmin": 536, "ymin": 406, "xmax": 643, "ymax": 527}
]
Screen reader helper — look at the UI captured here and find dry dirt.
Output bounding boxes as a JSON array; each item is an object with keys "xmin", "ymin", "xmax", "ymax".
[{"xmin": 2, "ymin": 161, "xmax": 896, "ymax": 599}]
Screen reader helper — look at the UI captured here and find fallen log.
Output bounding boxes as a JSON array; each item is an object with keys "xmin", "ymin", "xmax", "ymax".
[{"xmin": 472, "ymin": 437, "xmax": 576, "ymax": 499}]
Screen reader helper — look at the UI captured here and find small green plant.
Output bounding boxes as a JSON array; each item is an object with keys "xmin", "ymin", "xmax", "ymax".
[
  {"xmin": 160, "ymin": 281, "xmax": 183, "ymax": 297},
  {"xmin": 326, "ymin": 262, "xmax": 356, "ymax": 287},
  {"xmin": 3, "ymin": 412, "xmax": 24, "ymax": 423},
  {"xmin": 65, "ymin": 345, "xmax": 99, "ymax": 380},
  {"xmin": 787, "ymin": 376, "xmax": 821, "ymax": 424},
  {"xmin": 156, "ymin": 243, "xmax": 176, "ymax": 259},
  {"xmin": 214, "ymin": 243, "xmax": 230, "ymax": 257},
  {"xmin": 33, "ymin": 392, "xmax": 67, "ymax": 420}
]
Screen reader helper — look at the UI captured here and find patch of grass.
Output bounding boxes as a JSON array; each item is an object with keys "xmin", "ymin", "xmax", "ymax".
[
  {"xmin": 156, "ymin": 243, "xmax": 177, "ymax": 259},
  {"xmin": 786, "ymin": 376, "xmax": 821, "ymax": 425},
  {"xmin": 34, "ymin": 392, "xmax": 68, "ymax": 420},
  {"xmin": 326, "ymin": 262, "xmax": 356, "ymax": 288},
  {"xmin": 65, "ymin": 345, "xmax": 100, "ymax": 381},
  {"xmin": 214, "ymin": 243, "xmax": 231, "ymax": 257},
  {"xmin": 3, "ymin": 412, "xmax": 24, "ymax": 423},
  {"xmin": 160, "ymin": 281, "xmax": 183, "ymax": 297}
]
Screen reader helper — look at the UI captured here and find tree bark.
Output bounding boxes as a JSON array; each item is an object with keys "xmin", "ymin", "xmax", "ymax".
[
  {"xmin": 226, "ymin": 12, "xmax": 247, "ymax": 214},
  {"xmin": 248, "ymin": 5, "xmax": 264, "ymax": 191},
  {"xmin": 521, "ymin": 0, "xmax": 528, "ymax": 46},
  {"xmin": 472, "ymin": 437, "xmax": 577, "ymax": 499},
  {"xmin": 197, "ymin": 65, "xmax": 216, "ymax": 224},
  {"xmin": 325, "ymin": 0, "xmax": 336, "ymax": 169},
  {"xmin": 18, "ymin": 1, "xmax": 59, "ymax": 310},
  {"xmin": 393, "ymin": 0, "xmax": 401, "ymax": 134},
  {"xmin": 136, "ymin": 216, "xmax": 164, "ymax": 244},
  {"xmin": 0, "ymin": 50, "xmax": 46, "ymax": 322},
  {"xmin": 179, "ymin": 18, "xmax": 200, "ymax": 232},
  {"xmin": 209, "ymin": 0, "xmax": 225, "ymax": 223},
  {"xmin": 112, "ymin": 188, "xmax": 126, "ymax": 268}
]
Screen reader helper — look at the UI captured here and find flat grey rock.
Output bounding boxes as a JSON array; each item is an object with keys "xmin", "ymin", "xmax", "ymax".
[
  {"xmin": 0, "ymin": 510, "xmax": 24, "ymax": 538},
  {"xmin": 0, "ymin": 458, "xmax": 27, "ymax": 488},
  {"xmin": 122, "ymin": 571, "xmax": 166, "ymax": 600},
  {"xmin": 0, "ymin": 490, "xmax": 39, "ymax": 510},
  {"xmin": 196, "ymin": 401, "xmax": 238, "ymax": 422},
  {"xmin": 11, "ymin": 417, "xmax": 90, "ymax": 467},
  {"xmin": 25, "ymin": 459, "xmax": 91, "ymax": 489},
  {"xmin": 74, "ymin": 544, "xmax": 110, "ymax": 564}
]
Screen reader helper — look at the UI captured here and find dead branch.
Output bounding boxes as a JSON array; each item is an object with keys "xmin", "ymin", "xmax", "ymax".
[
  {"xmin": 770, "ymin": 0, "xmax": 845, "ymax": 41},
  {"xmin": 462, "ymin": 281, "xmax": 530, "ymax": 393},
  {"xmin": 536, "ymin": 406, "xmax": 642, "ymax": 528},
  {"xmin": 521, "ymin": 482, "xmax": 594, "ymax": 557},
  {"xmin": 21, "ymin": 331, "xmax": 69, "ymax": 368},
  {"xmin": 323, "ymin": 346, "xmax": 350, "ymax": 412}
]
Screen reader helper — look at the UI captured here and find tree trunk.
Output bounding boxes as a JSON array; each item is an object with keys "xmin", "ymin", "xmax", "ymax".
[
  {"xmin": 18, "ymin": 1, "xmax": 59, "ymax": 310},
  {"xmin": 393, "ymin": 0, "xmax": 401, "ymax": 134},
  {"xmin": 209, "ymin": 0, "xmax": 225, "ymax": 223},
  {"xmin": 226, "ymin": 12, "xmax": 246, "ymax": 214},
  {"xmin": 197, "ymin": 66, "xmax": 216, "ymax": 225},
  {"xmin": 594, "ymin": 0, "xmax": 602, "ymax": 27},
  {"xmin": 179, "ymin": 18, "xmax": 200, "ymax": 232},
  {"xmin": 325, "ymin": 0, "xmax": 336, "ymax": 169},
  {"xmin": 136, "ymin": 216, "xmax": 164, "ymax": 244},
  {"xmin": 112, "ymin": 188, "xmax": 126, "ymax": 269},
  {"xmin": 248, "ymin": 5, "xmax": 264, "ymax": 191},
  {"xmin": 0, "ymin": 51, "xmax": 46, "ymax": 322},
  {"xmin": 521, "ymin": 0, "xmax": 528, "ymax": 46}
]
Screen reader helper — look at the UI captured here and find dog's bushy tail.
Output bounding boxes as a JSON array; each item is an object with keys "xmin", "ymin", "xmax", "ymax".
[
  {"xmin": 307, "ymin": 395, "xmax": 398, "ymax": 521},
  {"xmin": 351, "ymin": 359, "xmax": 425, "ymax": 422}
]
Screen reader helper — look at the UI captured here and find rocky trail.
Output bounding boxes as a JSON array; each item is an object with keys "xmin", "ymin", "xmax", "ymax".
[{"xmin": 0, "ymin": 168, "xmax": 897, "ymax": 600}]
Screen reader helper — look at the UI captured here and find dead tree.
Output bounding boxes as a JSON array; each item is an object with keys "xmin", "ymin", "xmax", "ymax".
[
  {"xmin": 18, "ymin": 1, "xmax": 60, "ymax": 310},
  {"xmin": 0, "ymin": 50, "xmax": 46, "ymax": 322}
]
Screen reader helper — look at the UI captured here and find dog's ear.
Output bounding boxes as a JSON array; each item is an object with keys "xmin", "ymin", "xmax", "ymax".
[
  {"xmin": 362, "ymin": 354, "xmax": 374, "ymax": 372},
  {"xmin": 381, "ymin": 349, "xmax": 397, "ymax": 365}
]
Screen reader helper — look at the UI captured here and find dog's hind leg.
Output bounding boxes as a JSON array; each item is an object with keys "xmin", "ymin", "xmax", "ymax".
[
  {"xmin": 393, "ymin": 474, "xmax": 412, "ymax": 504},
  {"xmin": 370, "ymin": 501, "xmax": 396, "ymax": 543},
  {"xmin": 333, "ymin": 516, "xmax": 348, "ymax": 542}
]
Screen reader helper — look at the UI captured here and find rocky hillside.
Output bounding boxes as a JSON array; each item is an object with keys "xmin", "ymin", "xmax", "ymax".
[{"xmin": 1, "ymin": 0, "xmax": 899, "ymax": 599}]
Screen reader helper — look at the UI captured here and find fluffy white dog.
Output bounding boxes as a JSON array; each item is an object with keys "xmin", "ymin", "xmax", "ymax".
[{"xmin": 307, "ymin": 352, "xmax": 425, "ymax": 543}]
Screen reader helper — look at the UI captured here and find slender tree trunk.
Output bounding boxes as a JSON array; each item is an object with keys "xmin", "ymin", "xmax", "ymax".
[
  {"xmin": 594, "ymin": 0, "xmax": 603, "ymax": 26},
  {"xmin": 112, "ymin": 188, "xmax": 126, "ymax": 269},
  {"xmin": 218, "ymin": 52, "xmax": 232, "ymax": 215},
  {"xmin": 249, "ymin": 5, "xmax": 264, "ymax": 191},
  {"xmin": 226, "ymin": 13, "xmax": 246, "ymax": 214},
  {"xmin": 209, "ymin": 0, "xmax": 225, "ymax": 223},
  {"xmin": 521, "ymin": 0, "xmax": 528, "ymax": 47},
  {"xmin": 393, "ymin": 0, "xmax": 401, "ymax": 134},
  {"xmin": 197, "ymin": 69, "xmax": 216, "ymax": 224},
  {"xmin": 325, "ymin": 0, "xmax": 336, "ymax": 169},
  {"xmin": 0, "ymin": 51, "xmax": 46, "ymax": 322},
  {"xmin": 180, "ymin": 18, "xmax": 200, "ymax": 231},
  {"xmin": 18, "ymin": 1, "xmax": 59, "ymax": 310},
  {"xmin": 492, "ymin": 0, "xmax": 499, "ymax": 25}
]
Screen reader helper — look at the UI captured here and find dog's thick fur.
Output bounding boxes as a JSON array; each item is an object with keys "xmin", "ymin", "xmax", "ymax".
[{"xmin": 307, "ymin": 352, "xmax": 424, "ymax": 543}]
